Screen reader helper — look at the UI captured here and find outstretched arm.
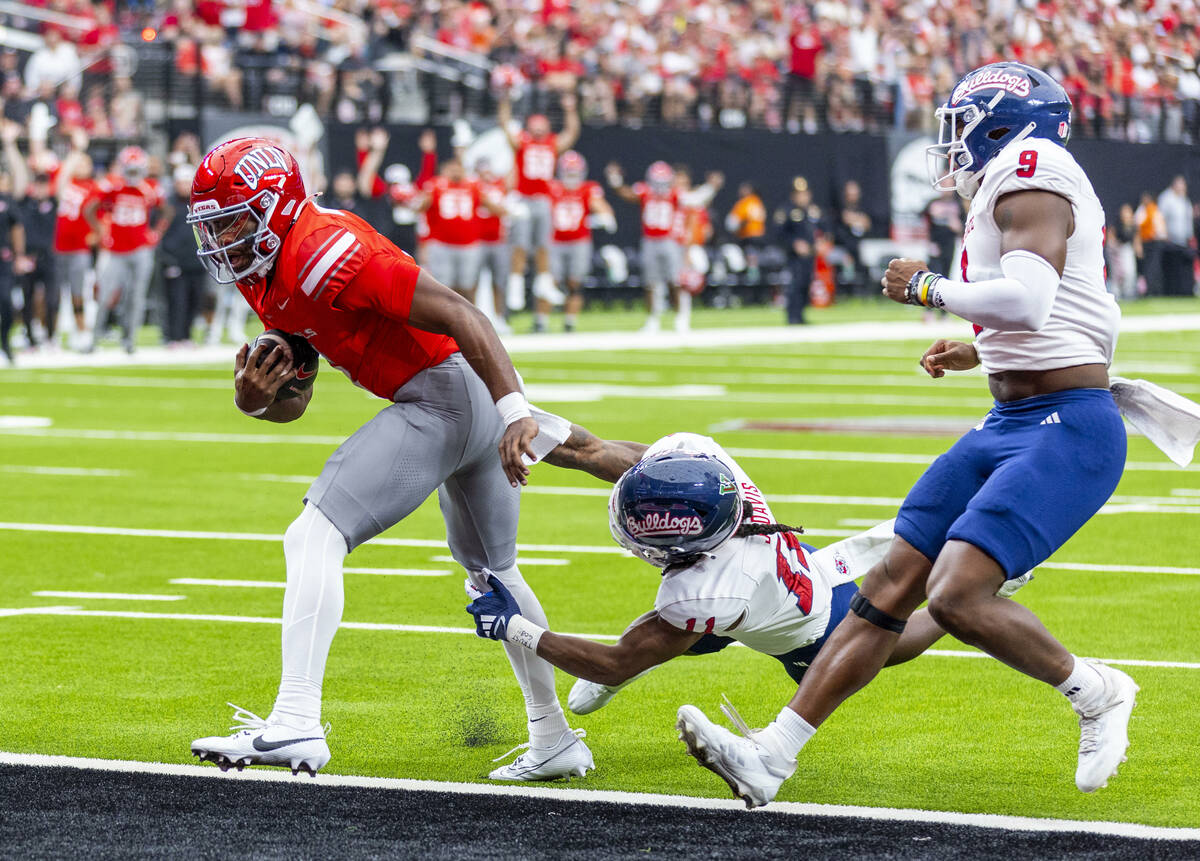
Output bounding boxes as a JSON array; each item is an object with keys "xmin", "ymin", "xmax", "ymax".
[
  {"xmin": 605, "ymin": 162, "xmax": 642, "ymax": 204},
  {"xmin": 497, "ymin": 95, "xmax": 521, "ymax": 150},
  {"xmin": 541, "ymin": 423, "xmax": 648, "ymax": 482},
  {"xmin": 468, "ymin": 579, "xmax": 701, "ymax": 686},
  {"xmin": 556, "ymin": 92, "xmax": 580, "ymax": 152},
  {"xmin": 537, "ymin": 612, "xmax": 700, "ymax": 686}
]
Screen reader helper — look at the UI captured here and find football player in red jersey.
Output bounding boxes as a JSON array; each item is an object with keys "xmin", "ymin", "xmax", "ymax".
[
  {"xmin": 186, "ymin": 138, "xmax": 592, "ymax": 781},
  {"xmin": 607, "ymin": 160, "xmax": 689, "ymax": 333},
  {"xmin": 412, "ymin": 156, "xmax": 505, "ymax": 304},
  {"xmin": 53, "ymin": 131, "xmax": 98, "ymax": 349},
  {"xmin": 497, "ymin": 90, "xmax": 579, "ymax": 312},
  {"xmin": 472, "ymin": 156, "xmax": 512, "ymax": 333},
  {"xmin": 84, "ymin": 145, "xmax": 163, "ymax": 353},
  {"xmin": 543, "ymin": 151, "xmax": 613, "ymax": 333}
]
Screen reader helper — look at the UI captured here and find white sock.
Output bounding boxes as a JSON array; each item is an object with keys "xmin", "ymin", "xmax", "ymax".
[
  {"xmin": 676, "ymin": 291, "xmax": 692, "ymax": 319},
  {"xmin": 469, "ymin": 565, "xmax": 570, "ymax": 748},
  {"xmin": 1055, "ymin": 655, "xmax": 1105, "ymax": 709},
  {"xmin": 268, "ymin": 503, "xmax": 348, "ymax": 729},
  {"xmin": 754, "ymin": 707, "xmax": 816, "ymax": 760},
  {"xmin": 650, "ymin": 283, "xmax": 667, "ymax": 314}
]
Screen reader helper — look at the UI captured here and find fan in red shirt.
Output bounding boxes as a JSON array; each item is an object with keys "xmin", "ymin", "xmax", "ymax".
[
  {"xmin": 542, "ymin": 151, "xmax": 613, "ymax": 333},
  {"xmin": 414, "ymin": 157, "xmax": 504, "ymax": 302},
  {"xmin": 185, "ymin": 138, "xmax": 593, "ymax": 784},
  {"xmin": 496, "ymin": 88, "xmax": 579, "ymax": 312},
  {"xmin": 785, "ymin": 19, "xmax": 824, "ymax": 131},
  {"xmin": 84, "ymin": 146, "xmax": 163, "ymax": 354},
  {"xmin": 607, "ymin": 160, "xmax": 690, "ymax": 333},
  {"xmin": 53, "ymin": 132, "xmax": 98, "ymax": 345}
]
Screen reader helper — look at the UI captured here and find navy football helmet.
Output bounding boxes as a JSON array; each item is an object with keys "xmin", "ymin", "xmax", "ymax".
[
  {"xmin": 927, "ymin": 62, "xmax": 1072, "ymax": 199},
  {"xmin": 608, "ymin": 452, "xmax": 744, "ymax": 567}
]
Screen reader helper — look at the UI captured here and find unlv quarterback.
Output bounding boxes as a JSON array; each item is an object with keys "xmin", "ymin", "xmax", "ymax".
[
  {"xmin": 186, "ymin": 138, "xmax": 592, "ymax": 781},
  {"xmin": 674, "ymin": 63, "xmax": 1139, "ymax": 808}
]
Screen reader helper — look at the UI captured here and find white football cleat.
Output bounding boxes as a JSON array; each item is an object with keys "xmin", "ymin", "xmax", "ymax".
[
  {"xmin": 191, "ymin": 703, "xmax": 331, "ymax": 777},
  {"xmin": 488, "ymin": 728, "xmax": 594, "ymax": 781},
  {"xmin": 567, "ymin": 667, "xmax": 656, "ymax": 715},
  {"xmin": 1074, "ymin": 663, "xmax": 1139, "ymax": 792},
  {"xmin": 676, "ymin": 703, "xmax": 796, "ymax": 809}
]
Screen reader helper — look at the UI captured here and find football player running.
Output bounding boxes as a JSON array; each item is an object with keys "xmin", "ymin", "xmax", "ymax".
[
  {"xmin": 672, "ymin": 63, "xmax": 1138, "ymax": 807},
  {"xmin": 466, "ymin": 433, "xmax": 1011, "ymax": 725},
  {"xmin": 186, "ymin": 138, "xmax": 592, "ymax": 781}
]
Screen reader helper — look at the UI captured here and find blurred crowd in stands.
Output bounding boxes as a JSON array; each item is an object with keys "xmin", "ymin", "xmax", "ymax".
[
  {"xmin": 5, "ymin": 0, "xmax": 1196, "ymax": 139},
  {"xmin": 0, "ymin": 0, "xmax": 1198, "ymax": 362},
  {"xmin": 172, "ymin": 0, "xmax": 1200, "ymax": 142}
]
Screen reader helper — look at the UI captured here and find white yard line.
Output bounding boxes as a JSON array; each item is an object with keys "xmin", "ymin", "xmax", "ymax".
[
  {"xmin": 0, "ymin": 428, "xmax": 1189, "ymax": 473},
  {"xmin": 0, "ymin": 752, "xmax": 1196, "ymax": 841},
  {"xmin": 726, "ymin": 447, "xmax": 1196, "ymax": 473},
  {"xmin": 430, "ymin": 555, "xmax": 569, "ymax": 567},
  {"xmin": 1038, "ymin": 562, "xmax": 1200, "ymax": 576},
  {"xmin": 923, "ymin": 649, "xmax": 1200, "ymax": 670},
  {"xmin": 0, "ymin": 520, "xmax": 857, "ymax": 547},
  {"xmin": 0, "ymin": 606, "xmax": 620, "ymax": 640},
  {"xmin": 1, "ymin": 606, "xmax": 1196, "ymax": 671},
  {"xmin": 31, "ymin": 591, "xmax": 185, "ymax": 601},
  {"xmin": 169, "ymin": 579, "xmax": 285, "ymax": 589},
  {"xmin": 0, "ymin": 465, "xmax": 130, "ymax": 477},
  {"xmin": 342, "ymin": 568, "xmax": 453, "ymax": 577}
]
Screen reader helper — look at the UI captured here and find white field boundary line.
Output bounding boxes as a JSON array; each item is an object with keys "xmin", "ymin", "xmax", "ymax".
[
  {"xmin": 2, "ymin": 606, "xmax": 1198, "ymax": 671},
  {"xmin": 0, "ymin": 429, "xmax": 1189, "ymax": 474},
  {"xmin": 0, "ymin": 752, "xmax": 1196, "ymax": 841},
  {"xmin": 2, "ymin": 314, "xmax": 1198, "ymax": 368}
]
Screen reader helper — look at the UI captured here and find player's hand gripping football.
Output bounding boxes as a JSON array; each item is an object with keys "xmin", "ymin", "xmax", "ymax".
[
  {"xmin": 881, "ymin": 257, "xmax": 929, "ymax": 304},
  {"xmin": 920, "ymin": 338, "xmax": 980, "ymax": 378},
  {"xmin": 500, "ymin": 416, "xmax": 539, "ymax": 487},
  {"xmin": 234, "ymin": 341, "xmax": 295, "ymax": 414},
  {"xmin": 465, "ymin": 575, "xmax": 523, "ymax": 641}
]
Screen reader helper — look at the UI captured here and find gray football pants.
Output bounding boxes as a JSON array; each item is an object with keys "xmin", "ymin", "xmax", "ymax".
[
  {"xmin": 93, "ymin": 246, "xmax": 155, "ymax": 347},
  {"xmin": 306, "ymin": 353, "xmax": 519, "ymax": 568}
]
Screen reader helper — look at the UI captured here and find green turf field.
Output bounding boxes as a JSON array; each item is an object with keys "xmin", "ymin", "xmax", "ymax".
[{"xmin": 2, "ymin": 302, "xmax": 1199, "ymax": 828}]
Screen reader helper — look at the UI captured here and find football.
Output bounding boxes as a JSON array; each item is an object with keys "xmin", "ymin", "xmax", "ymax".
[{"xmin": 251, "ymin": 329, "xmax": 319, "ymax": 400}]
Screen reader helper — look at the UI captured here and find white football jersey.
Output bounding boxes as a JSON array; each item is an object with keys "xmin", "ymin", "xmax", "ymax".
[
  {"xmin": 642, "ymin": 433, "xmax": 893, "ymax": 656},
  {"xmin": 964, "ymin": 137, "xmax": 1119, "ymax": 374}
]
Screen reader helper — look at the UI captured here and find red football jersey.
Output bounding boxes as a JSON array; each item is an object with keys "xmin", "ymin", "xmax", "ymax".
[
  {"xmin": 55, "ymin": 177, "xmax": 98, "ymax": 253},
  {"xmin": 476, "ymin": 177, "xmax": 506, "ymax": 243},
  {"xmin": 632, "ymin": 183, "xmax": 679, "ymax": 239},
  {"xmin": 424, "ymin": 178, "xmax": 481, "ymax": 246},
  {"xmin": 239, "ymin": 202, "xmax": 459, "ymax": 400},
  {"xmin": 549, "ymin": 180, "xmax": 601, "ymax": 242},
  {"xmin": 514, "ymin": 132, "xmax": 557, "ymax": 197},
  {"xmin": 96, "ymin": 176, "xmax": 163, "ymax": 252}
]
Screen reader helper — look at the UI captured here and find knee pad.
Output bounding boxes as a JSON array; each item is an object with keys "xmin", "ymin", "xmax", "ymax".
[{"xmin": 849, "ymin": 591, "xmax": 907, "ymax": 634}]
